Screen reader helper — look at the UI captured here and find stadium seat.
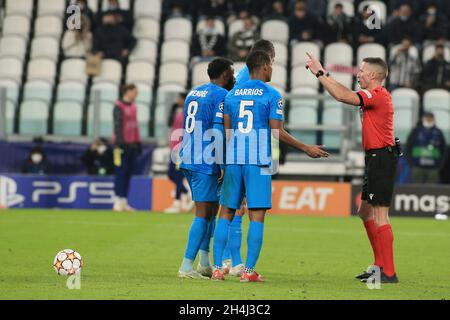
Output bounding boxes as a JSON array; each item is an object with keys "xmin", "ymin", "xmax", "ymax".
[
  {"xmin": 164, "ymin": 17, "xmax": 192, "ymax": 42},
  {"xmin": 60, "ymin": 59, "xmax": 88, "ymax": 85},
  {"xmin": 261, "ymin": 20, "xmax": 289, "ymax": 45},
  {"xmin": 161, "ymin": 40, "xmax": 190, "ymax": 64},
  {"xmin": 0, "ymin": 36, "xmax": 27, "ymax": 61},
  {"xmin": 151, "ymin": 147, "xmax": 170, "ymax": 174},
  {"xmin": 423, "ymin": 89, "xmax": 450, "ymax": 140},
  {"xmin": 135, "ymin": 83, "xmax": 152, "ymax": 105},
  {"xmin": 159, "ymin": 62, "xmax": 188, "ymax": 87},
  {"xmin": 19, "ymin": 100, "xmax": 49, "ymax": 135},
  {"xmin": 358, "ymin": 0, "xmax": 387, "ymax": 24},
  {"xmin": 422, "ymin": 45, "xmax": 450, "ymax": 63},
  {"xmin": 53, "ymin": 101, "xmax": 83, "ymax": 136},
  {"xmin": 273, "ymin": 42, "xmax": 288, "ymax": 67},
  {"xmin": 228, "ymin": 19, "xmax": 244, "ymax": 38},
  {"xmin": 322, "ymin": 92, "xmax": 346, "ymax": 149},
  {"xmin": 157, "ymin": 83, "xmax": 186, "ymax": 93},
  {"xmin": 129, "ymin": 39, "xmax": 158, "ymax": 63},
  {"xmin": 87, "ymin": 101, "xmax": 115, "ymax": 137},
  {"xmin": 191, "ymin": 62, "xmax": 210, "ymax": 87},
  {"xmin": 289, "ymin": 87, "xmax": 319, "ymax": 145},
  {"xmin": 30, "ymin": 37, "xmax": 60, "ymax": 61},
  {"xmin": 133, "ymin": 18, "xmax": 160, "ymax": 41},
  {"xmin": 101, "ymin": 0, "xmax": 130, "ymax": 11},
  {"xmin": 27, "ymin": 59, "xmax": 56, "ymax": 85},
  {"xmin": 5, "ymin": 0, "xmax": 33, "ymax": 17},
  {"xmin": 134, "ymin": 0, "xmax": 162, "ymax": 20},
  {"xmin": 0, "ymin": 79, "xmax": 20, "ymax": 105},
  {"xmin": 37, "ymin": 0, "xmax": 66, "ymax": 17},
  {"xmin": 357, "ymin": 43, "xmax": 386, "ymax": 64},
  {"xmin": 196, "ymin": 18, "xmax": 225, "ymax": 36},
  {"xmin": 328, "ymin": 0, "xmax": 355, "ymax": 17},
  {"xmin": 268, "ymin": 64, "xmax": 287, "ymax": 90},
  {"xmin": 35, "ymin": 16, "xmax": 63, "ymax": 38},
  {"xmin": 0, "ymin": 57, "xmax": 23, "ymax": 84},
  {"xmin": 2, "ymin": 15, "xmax": 31, "ymax": 40},
  {"xmin": 389, "ymin": 44, "xmax": 419, "ymax": 60},
  {"xmin": 137, "ymin": 103, "xmax": 150, "ymax": 137},
  {"xmin": 126, "ymin": 62, "xmax": 155, "ymax": 85},
  {"xmin": 291, "ymin": 41, "xmax": 320, "ymax": 67},
  {"xmin": 23, "ymin": 80, "xmax": 53, "ymax": 103},
  {"xmin": 57, "ymin": 81, "xmax": 86, "ymax": 103},
  {"xmin": 291, "ymin": 65, "xmax": 319, "ymax": 90},
  {"xmin": 5, "ymin": 100, "xmax": 15, "ymax": 134},
  {"xmin": 93, "ymin": 59, "xmax": 122, "ymax": 84},
  {"xmin": 391, "ymin": 88, "xmax": 420, "ymax": 142},
  {"xmin": 325, "ymin": 42, "xmax": 353, "ymax": 66},
  {"xmin": 90, "ymin": 82, "xmax": 119, "ymax": 103}
]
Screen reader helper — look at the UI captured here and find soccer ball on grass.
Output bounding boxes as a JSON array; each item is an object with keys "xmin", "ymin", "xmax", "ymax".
[{"xmin": 53, "ymin": 249, "xmax": 83, "ymax": 276}]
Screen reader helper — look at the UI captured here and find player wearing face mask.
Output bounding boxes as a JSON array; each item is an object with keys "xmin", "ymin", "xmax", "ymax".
[
  {"xmin": 82, "ymin": 139, "xmax": 115, "ymax": 176},
  {"xmin": 406, "ymin": 112, "xmax": 447, "ymax": 184}
]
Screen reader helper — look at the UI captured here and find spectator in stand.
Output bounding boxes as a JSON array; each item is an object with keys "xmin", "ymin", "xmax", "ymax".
[
  {"xmin": 82, "ymin": 138, "xmax": 114, "ymax": 176},
  {"xmin": 163, "ymin": 0, "xmax": 194, "ymax": 18},
  {"xmin": 406, "ymin": 112, "xmax": 447, "ymax": 184},
  {"xmin": 102, "ymin": 0, "xmax": 134, "ymax": 32},
  {"xmin": 165, "ymin": 93, "xmax": 193, "ymax": 213},
  {"xmin": 289, "ymin": 1, "xmax": 320, "ymax": 43},
  {"xmin": 112, "ymin": 84, "xmax": 141, "ymax": 212},
  {"xmin": 288, "ymin": 0, "xmax": 327, "ymax": 19},
  {"xmin": 62, "ymin": 15, "xmax": 92, "ymax": 58},
  {"xmin": 263, "ymin": 0, "xmax": 287, "ymax": 21},
  {"xmin": 387, "ymin": 4, "xmax": 420, "ymax": 45},
  {"xmin": 326, "ymin": 2, "xmax": 352, "ymax": 43},
  {"xmin": 388, "ymin": 37, "xmax": 421, "ymax": 90},
  {"xmin": 198, "ymin": 0, "xmax": 229, "ymax": 19},
  {"xmin": 421, "ymin": 43, "xmax": 450, "ymax": 92},
  {"xmin": 192, "ymin": 17, "xmax": 225, "ymax": 60},
  {"xmin": 353, "ymin": 4, "xmax": 385, "ymax": 45},
  {"xmin": 92, "ymin": 12, "xmax": 136, "ymax": 64},
  {"xmin": 229, "ymin": 0, "xmax": 264, "ymax": 18},
  {"xmin": 67, "ymin": 0, "xmax": 97, "ymax": 31},
  {"xmin": 389, "ymin": 0, "xmax": 423, "ymax": 17},
  {"xmin": 227, "ymin": 16, "xmax": 259, "ymax": 62},
  {"xmin": 419, "ymin": 3, "xmax": 448, "ymax": 42},
  {"xmin": 22, "ymin": 146, "xmax": 52, "ymax": 175}
]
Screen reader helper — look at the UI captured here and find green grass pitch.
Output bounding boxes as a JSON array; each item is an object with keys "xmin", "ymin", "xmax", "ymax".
[{"xmin": 0, "ymin": 209, "xmax": 449, "ymax": 300}]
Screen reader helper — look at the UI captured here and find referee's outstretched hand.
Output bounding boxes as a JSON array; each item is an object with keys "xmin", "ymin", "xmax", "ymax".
[{"xmin": 305, "ymin": 145, "xmax": 329, "ymax": 158}]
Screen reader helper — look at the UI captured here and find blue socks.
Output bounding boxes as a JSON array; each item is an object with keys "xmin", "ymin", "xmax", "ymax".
[
  {"xmin": 180, "ymin": 217, "xmax": 208, "ymax": 272},
  {"xmin": 199, "ymin": 217, "xmax": 216, "ymax": 267},
  {"xmin": 245, "ymin": 221, "xmax": 264, "ymax": 271},
  {"xmin": 213, "ymin": 218, "xmax": 230, "ymax": 268},
  {"xmin": 228, "ymin": 215, "xmax": 243, "ymax": 266}
]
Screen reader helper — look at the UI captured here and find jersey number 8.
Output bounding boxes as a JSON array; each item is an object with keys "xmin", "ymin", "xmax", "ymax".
[
  {"xmin": 238, "ymin": 100, "xmax": 254, "ymax": 134},
  {"xmin": 185, "ymin": 101, "xmax": 198, "ymax": 133}
]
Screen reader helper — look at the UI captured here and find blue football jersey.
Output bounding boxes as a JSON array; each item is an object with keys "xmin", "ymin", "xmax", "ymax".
[
  {"xmin": 235, "ymin": 65, "xmax": 250, "ymax": 86},
  {"xmin": 224, "ymin": 79, "xmax": 284, "ymax": 166},
  {"xmin": 179, "ymin": 82, "xmax": 227, "ymax": 175}
]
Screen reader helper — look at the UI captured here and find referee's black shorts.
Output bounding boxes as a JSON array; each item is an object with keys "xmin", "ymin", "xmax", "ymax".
[{"xmin": 361, "ymin": 146, "xmax": 399, "ymax": 207}]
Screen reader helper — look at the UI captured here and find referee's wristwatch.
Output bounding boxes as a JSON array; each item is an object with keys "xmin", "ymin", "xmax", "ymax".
[{"xmin": 315, "ymin": 70, "xmax": 330, "ymax": 78}]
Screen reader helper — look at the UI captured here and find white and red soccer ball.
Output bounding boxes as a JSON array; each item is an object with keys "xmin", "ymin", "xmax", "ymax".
[{"xmin": 53, "ymin": 249, "xmax": 83, "ymax": 276}]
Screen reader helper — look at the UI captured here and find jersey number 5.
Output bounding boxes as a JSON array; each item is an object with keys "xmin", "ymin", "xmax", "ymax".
[
  {"xmin": 185, "ymin": 101, "xmax": 198, "ymax": 133},
  {"xmin": 238, "ymin": 100, "xmax": 254, "ymax": 134}
]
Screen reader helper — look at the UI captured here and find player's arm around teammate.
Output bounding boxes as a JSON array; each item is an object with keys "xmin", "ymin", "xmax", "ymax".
[{"xmin": 306, "ymin": 53, "xmax": 399, "ymax": 283}]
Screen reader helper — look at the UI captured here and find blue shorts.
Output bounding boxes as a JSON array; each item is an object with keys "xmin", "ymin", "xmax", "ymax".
[
  {"xmin": 182, "ymin": 169, "xmax": 220, "ymax": 202},
  {"xmin": 220, "ymin": 165, "xmax": 272, "ymax": 210}
]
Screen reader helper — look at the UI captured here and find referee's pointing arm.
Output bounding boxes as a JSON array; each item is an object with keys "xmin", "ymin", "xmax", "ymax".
[{"xmin": 305, "ymin": 52, "xmax": 387, "ymax": 107}]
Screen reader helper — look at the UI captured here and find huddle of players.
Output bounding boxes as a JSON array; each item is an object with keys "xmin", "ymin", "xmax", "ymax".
[{"xmin": 176, "ymin": 40, "xmax": 329, "ymax": 282}]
